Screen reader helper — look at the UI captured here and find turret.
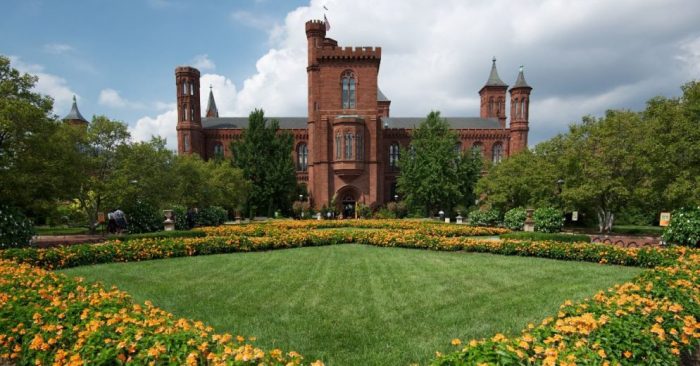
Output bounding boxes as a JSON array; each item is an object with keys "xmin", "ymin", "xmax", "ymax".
[
  {"xmin": 175, "ymin": 66, "xmax": 203, "ymax": 156},
  {"xmin": 62, "ymin": 95, "xmax": 88, "ymax": 126},
  {"xmin": 479, "ymin": 57, "xmax": 508, "ymax": 128},
  {"xmin": 205, "ymin": 85, "xmax": 219, "ymax": 118},
  {"xmin": 509, "ymin": 66, "xmax": 532, "ymax": 154}
]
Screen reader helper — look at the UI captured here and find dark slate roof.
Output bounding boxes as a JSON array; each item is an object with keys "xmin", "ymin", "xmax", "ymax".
[
  {"xmin": 206, "ymin": 88, "xmax": 219, "ymax": 117},
  {"xmin": 63, "ymin": 96, "xmax": 88, "ymax": 122},
  {"xmin": 484, "ymin": 57, "xmax": 507, "ymax": 87},
  {"xmin": 512, "ymin": 66, "xmax": 531, "ymax": 89},
  {"xmin": 382, "ymin": 117, "xmax": 501, "ymax": 129},
  {"xmin": 202, "ymin": 117, "xmax": 307, "ymax": 129},
  {"xmin": 377, "ymin": 88, "xmax": 390, "ymax": 102}
]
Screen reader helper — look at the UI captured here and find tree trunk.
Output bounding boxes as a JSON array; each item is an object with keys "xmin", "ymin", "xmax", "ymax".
[{"xmin": 597, "ymin": 209, "xmax": 614, "ymax": 233}]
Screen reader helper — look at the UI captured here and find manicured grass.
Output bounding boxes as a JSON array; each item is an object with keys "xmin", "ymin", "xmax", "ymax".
[
  {"xmin": 60, "ymin": 245, "xmax": 641, "ymax": 366},
  {"xmin": 34, "ymin": 226, "xmax": 90, "ymax": 235},
  {"xmin": 501, "ymin": 231, "xmax": 591, "ymax": 243}
]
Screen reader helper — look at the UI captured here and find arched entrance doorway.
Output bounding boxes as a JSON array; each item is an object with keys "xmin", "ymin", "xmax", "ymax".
[{"xmin": 342, "ymin": 194, "xmax": 356, "ymax": 219}]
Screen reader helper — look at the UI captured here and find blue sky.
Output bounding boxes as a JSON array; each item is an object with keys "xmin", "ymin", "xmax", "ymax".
[{"xmin": 3, "ymin": 0, "xmax": 700, "ymax": 148}]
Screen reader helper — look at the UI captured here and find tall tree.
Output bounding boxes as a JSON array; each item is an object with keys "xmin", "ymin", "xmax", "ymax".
[
  {"xmin": 397, "ymin": 111, "xmax": 481, "ymax": 216},
  {"xmin": 75, "ymin": 116, "xmax": 131, "ymax": 232},
  {"xmin": 0, "ymin": 55, "xmax": 78, "ymax": 215},
  {"xmin": 230, "ymin": 109, "xmax": 296, "ymax": 216}
]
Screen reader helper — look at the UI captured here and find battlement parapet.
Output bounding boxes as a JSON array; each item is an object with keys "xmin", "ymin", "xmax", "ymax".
[
  {"xmin": 175, "ymin": 66, "xmax": 200, "ymax": 76},
  {"xmin": 318, "ymin": 46, "xmax": 382, "ymax": 60}
]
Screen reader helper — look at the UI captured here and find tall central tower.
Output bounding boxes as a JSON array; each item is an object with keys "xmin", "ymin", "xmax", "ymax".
[
  {"xmin": 175, "ymin": 66, "xmax": 203, "ymax": 156},
  {"xmin": 305, "ymin": 19, "xmax": 383, "ymax": 211}
]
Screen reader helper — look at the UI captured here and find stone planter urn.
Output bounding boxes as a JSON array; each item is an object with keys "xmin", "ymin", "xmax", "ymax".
[
  {"xmin": 163, "ymin": 210, "xmax": 175, "ymax": 231},
  {"xmin": 523, "ymin": 208, "xmax": 535, "ymax": 232},
  {"xmin": 456, "ymin": 215, "xmax": 463, "ymax": 224}
]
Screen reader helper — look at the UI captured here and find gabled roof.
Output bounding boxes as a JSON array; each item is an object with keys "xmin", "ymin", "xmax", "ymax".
[
  {"xmin": 63, "ymin": 95, "xmax": 88, "ymax": 122},
  {"xmin": 202, "ymin": 117, "xmax": 307, "ymax": 129},
  {"xmin": 382, "ymin": 117, "xmax": 501, "ymax": 129},
  {"xmin": 484, "ymin": 57, "xmax": 507, "ymax": 87}
]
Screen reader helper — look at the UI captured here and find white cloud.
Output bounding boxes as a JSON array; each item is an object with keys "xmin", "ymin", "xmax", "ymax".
[
  {"xmin": 43, "ymin": 43, "xmax": 74, "ymax": 54},
  {"xmin": 136, "ymin": 0, "xmax": 700, "ymax": 146},
  {"xmin": 8, "ymin": 56, "xmax": 78, "ymax": 116},
  {"xmin": 192, "ymin": 54, "xmax": 216, "ymax": 71},
  {"xmin": 98, "ymin": 88, "xmax": 145, "ymax": 109},
  {"xmin": 130, "ymin": 109, "xmax": 179, "ymax": 149}
]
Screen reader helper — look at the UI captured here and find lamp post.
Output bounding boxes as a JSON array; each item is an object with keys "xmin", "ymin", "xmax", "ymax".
[
  {"xmin": 394, "ymin": 194, "xmax": 399, "ymax": 202},
  {"xmin": 556, "ymin": 178, "xmax": 565, "ymax": 215}
]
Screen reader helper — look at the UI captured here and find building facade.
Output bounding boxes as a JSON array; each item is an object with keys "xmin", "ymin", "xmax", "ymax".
[{"xmin": 176, "ymin": 19, "xmax": 532, "ymax": 214}]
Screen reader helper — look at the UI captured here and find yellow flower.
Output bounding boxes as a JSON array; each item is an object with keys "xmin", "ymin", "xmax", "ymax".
[{"xmin": 451, "ymin": 338, "xmax": 461, "ymax": 346}]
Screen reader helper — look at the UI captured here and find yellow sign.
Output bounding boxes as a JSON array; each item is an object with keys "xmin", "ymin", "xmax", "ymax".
[{"xmin": 660, "ymin": 212, "xmax": 671, "ymax": 227}]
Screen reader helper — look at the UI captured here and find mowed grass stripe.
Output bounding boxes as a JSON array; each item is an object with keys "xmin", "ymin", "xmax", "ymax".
[{"xmin": 60, "ymin": 244, "xmax": 641, "ymax": 366}]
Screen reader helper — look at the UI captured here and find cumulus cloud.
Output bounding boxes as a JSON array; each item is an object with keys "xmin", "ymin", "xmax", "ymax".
[
  {"xmin": 8, "ymin": 56, "xmax": 78, "ymax": 116},
  {"xmin": 192, "ymin": 54, "xmax": 216, "ymax": 71},
  {"xmin": 130, "ymin": 109, "xmax": 179, "ymax": 149},
  {"xmin": 98, "ymin": 88, "xmax": 145, "ymax": 109},
  {"xmin": 136, "ymin": 0, "xmax": 700, "ymax": 147}
]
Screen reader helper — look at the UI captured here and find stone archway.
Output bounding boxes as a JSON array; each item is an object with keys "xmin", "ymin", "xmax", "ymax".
[{"xmin": 335, "ymin": 185, "xmax": 360, "ymax": 219}]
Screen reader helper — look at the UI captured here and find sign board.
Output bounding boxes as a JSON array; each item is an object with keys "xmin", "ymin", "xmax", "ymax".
[
  {"xmin": 97, "ymin": 212, "xmax": 106, "ymax": 224},
  {"xmin": 571, "ymin": 211, "xmax": 578, "ymax": 222},
  {"xmin": 660, "ymin": 212, "xmax": 671, "ymax": 227}
]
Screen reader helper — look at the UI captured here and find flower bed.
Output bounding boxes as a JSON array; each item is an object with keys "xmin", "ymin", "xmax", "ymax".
[
  {"xmin": 1, "ymin": 220, "xmax": 699, "ymax": 365},
  {"xmin": 0, "ymin": 260, "xmax": 313, "ymax": 365}
]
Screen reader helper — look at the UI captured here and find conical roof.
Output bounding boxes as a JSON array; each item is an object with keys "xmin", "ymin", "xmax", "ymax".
[
  {"xmin": 63, "ymin": 95, "xmax": 88, "ymax": 123},
  {"xmin": 512, "ymin": 65, "xmax": 531, "ymax": 89},
  {"xmin": 206, "ymin": 85, "xmax": 219, "ymax": 118},
  {"xmin": 377, "ymin": 88, "xmax": 390, "ymax": 102},
  {"xmin": 484, "ymin": 57, "xmax": 507, "ymax": 87}
]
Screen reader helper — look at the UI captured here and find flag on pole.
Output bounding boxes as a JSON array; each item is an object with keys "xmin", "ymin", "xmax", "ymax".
[{"xmin": 324, "ymin": 13, "xmax": 330, "ymax": 31}]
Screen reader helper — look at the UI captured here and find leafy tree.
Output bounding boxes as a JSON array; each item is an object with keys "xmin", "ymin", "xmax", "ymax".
[
  {"xmin": 0, "ymin": 55, "xmax": 78, "ymax": 216},
  {"xmin": 208, "ymin": 160, "xmax": 251, "ymax": 214},
  {"xmin": 397, "ymin": 111, "xmax": 482, "ymax": 216},
  {"xmin": 231, "ymin": 109, "xmax": 296, "ymax": 216},
  {"xmin": 74, "ymin": 116, "xmax": 131, "ymax": 233}
]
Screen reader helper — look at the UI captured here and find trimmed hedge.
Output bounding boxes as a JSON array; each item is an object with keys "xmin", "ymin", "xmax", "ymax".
[
  {"xmin": 500, "ymin": 231, "xmax": 591, "ymax": 243},
  {"xmin": 108, "ymin": 230, "xmax": 206, "ymax": 242},
  {"xmin": 503, "ymin": 207, "xmax": 527, "ymax": 231},
  {"xmin": 533, "ymin": 207, "xmax": 564, "ymax": 233},
  {"xmin": 612, "ymin": 225, "xmax": 664, "ymax": 236},
  {"xmin": 663, "ymin": 207, "xmax": 700, "ymax": 247},
  {"xmin": 0, "ymin": 205, "xmax": 34, "ymax": 249}
]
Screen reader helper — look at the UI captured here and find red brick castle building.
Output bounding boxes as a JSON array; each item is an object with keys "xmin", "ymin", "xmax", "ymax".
[{"xmin": 176, "ymin": 19, "xmax": 532, "ymax": 212}]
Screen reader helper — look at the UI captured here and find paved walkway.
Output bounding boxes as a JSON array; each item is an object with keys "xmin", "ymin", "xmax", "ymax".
[{"xmin": 32, "ymin": 234, "xmax": 107, "ymax": 248}]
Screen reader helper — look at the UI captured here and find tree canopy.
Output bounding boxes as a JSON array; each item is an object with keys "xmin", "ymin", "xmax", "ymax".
[{"xmin": 397, "ymin": 111, "xmax": 482, "ymax": 216}]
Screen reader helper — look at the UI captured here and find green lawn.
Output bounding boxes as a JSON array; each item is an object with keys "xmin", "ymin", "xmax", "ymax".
[{"xmin": 60, "ymin": 245, "xmax": 642, "ymax": 366}]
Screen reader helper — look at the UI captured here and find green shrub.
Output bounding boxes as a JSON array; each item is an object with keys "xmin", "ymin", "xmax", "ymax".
[
  {"xmin": 503, "ymin": 207, "xmax": 527, "ymax": 231},
  {"xmin": 124, "ymin": 201, "xmax": 162, "ymax": 234},
  {"xmin": 663, "ymin": 207, "xmax": 700, "ymax": 247},
  {"xmin": 500, "ymin": 231, "xmax": 590, "ymax": 243},
  {"xmin": 374, "ymin": 207, "xmax": 396, "ymax": 219},
  {"xmin": 0, "ymin": 205, "xmax": 35, "ymax": 248},
  {"xmin": 533, "ymin": 207, "xmax": 563, "ymax": 233},
  {"xmin": 171, "ymin": 205, "xmax": 188, "ymax": 230},
  {"xmin": 109, "ymin": 230, "xmax": 205, "ymax": 241},
  {"xmin": 611, "ymin": 225, "xmax": 664, "ymax": 236},
  {"xmin": 196, "ymin": 206, "xmax": 228, "ymax": 226},
  {"xmin": 467, "ymin": 209, "xmax": 500, "ymax": 227}
]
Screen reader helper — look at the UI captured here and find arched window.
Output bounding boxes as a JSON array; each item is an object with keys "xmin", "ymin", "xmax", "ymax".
[
  {"xmin": 190, "ymin": 82, "xmax": 195, "ymax": 96},
  {"xmin": 389, "ymin": 143, "xmax": 400, "ymax": 170},
  {"xmin": 297, "ymin": 143, "xmax": 308, "ymax": 171},
  {"xmin": 492, "ymin": 142, "xmax": 503, "ymax": 164},
  {"xmin": 488, "ymin": 97, "xmax": 494, "ymax": 115},
  {"xmin": 335, "ymin": 133, "xmax": 341, "ymax": 159},
  {"xmin": 213, "ymin": 143, "xmax": 224, "ymax": 157},
  {"xmin": 472, "ymin": 141, "xmax": 483, "ymax": 156},
  {"xmin": 344, "ymin": 132, "xmax": 353, "ymax": 159},
  {"xmin": 183, "ymin": 134, "xmax": 190, "ymax": 152},
  {"xmin": 356, "ymin": 132, "xmax": 363, "ymax": 160},
  {"xmin": 341, "ymin": 71, "xmax": 356, "ymax": 109},
  {"xmin": 522, "ymin": 98, "xmax": 528, "ymax": 119},
  {"xmin": 455, "ymin": 142, "xmax": 462, "ymax": 154}
]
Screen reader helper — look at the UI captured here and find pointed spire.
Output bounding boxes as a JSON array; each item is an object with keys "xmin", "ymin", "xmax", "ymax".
[
  {"xmin": 205, "ymin": 85, "xmax": 219, "ymax": 118},
  {"xmin": 484, "ymin": 57, "xmax": 507, "ymax": 87},
  {"xmin": 63, "ymin": 95, "xmax": 88, "ymax": 123},
  {"xmin": 512, "ymin": 65, "xmax": 531, "ymax": 89}
]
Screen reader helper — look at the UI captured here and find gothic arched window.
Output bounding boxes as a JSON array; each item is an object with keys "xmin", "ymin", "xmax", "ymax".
[
  {"xmin": 335, "ymin": 133, "xmax": 341, "ymax": 159},
  {"xmin": 297, "ymin": 143, "xmax": 308, "ymax": 171},
  {"xmin": 183, "ymin": 134, "xmax": 190, "ymax": 152},
  {"xmin": 344, "ymin": 132, "xmax": 353, "ymax": 159},
  {"xmin": 488, "ymin": 97, "xmax": 494, "ymax": 115},
  {"xmin": 341, "ymin": 71, "xmax": 356, "ymax": 109},
  {"xmin": 356, "ymin": 132, "xmax": 363, "ymax": 160},
  {"xmin": 492, "ymin": 142, "xmax": 503, "ymax": 164},
  {"xmin": 213, "ymin": 143, "xmax": 224, "ymax": 157},
  {"xmin": 389, "ymin": 143, "xmax": 400, "ymax": 170},
  {"xmin": 472, "ymin": 141, "xmax": 483, "ymax": 157}
]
